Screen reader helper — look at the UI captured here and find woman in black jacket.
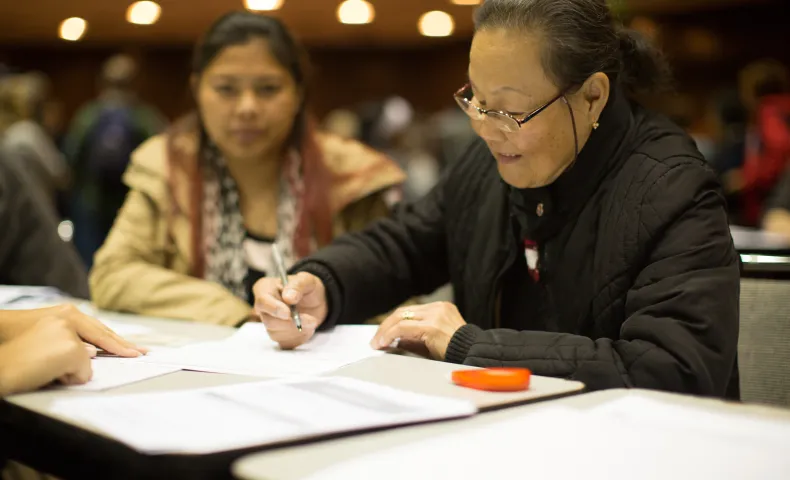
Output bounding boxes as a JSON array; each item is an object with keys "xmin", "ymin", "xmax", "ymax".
[{"xmin": 254, "ymin": 0, "xmax": 740, "ymax": 398}]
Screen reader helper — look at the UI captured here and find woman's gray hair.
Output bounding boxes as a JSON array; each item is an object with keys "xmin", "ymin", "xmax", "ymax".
[{"xmin": 474, "ymin": 0, "xmax": 671, "ymax": 96}]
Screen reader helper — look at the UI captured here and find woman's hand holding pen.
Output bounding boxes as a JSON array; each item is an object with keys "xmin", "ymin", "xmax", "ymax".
[{"xmin": 253, "ymin": 272, "xmax": 328, "ymax": 349}]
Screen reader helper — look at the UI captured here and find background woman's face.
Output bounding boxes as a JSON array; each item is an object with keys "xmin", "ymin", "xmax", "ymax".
[
  {"xmin": 196, "ymin": 38, "xmax": 300, "ymax": 164},
  {"xmin": 469, "ymin": 28, "xmax": 588, "ymax": 189}
]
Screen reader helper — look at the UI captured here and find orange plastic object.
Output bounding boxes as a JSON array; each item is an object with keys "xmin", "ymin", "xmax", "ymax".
[{"xmin": 451, "ymin": 368, "xmax": 531, "ymax": 392}]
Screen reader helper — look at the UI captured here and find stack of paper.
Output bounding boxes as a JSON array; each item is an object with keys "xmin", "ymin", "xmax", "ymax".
[
  {"xmin": 50, "ymin": 377, "xmax": 477, "ymax": 454},
  {"xmin": 135, "ymin": 323, "xmax": 383, "ymax": 377},
  {"xmin": 303, "ymin": 394, "xmax": 790, "ymax": 480},
  {"xmin": 54, "ymin": 358, "xmax": 181, "ymax": 392}
]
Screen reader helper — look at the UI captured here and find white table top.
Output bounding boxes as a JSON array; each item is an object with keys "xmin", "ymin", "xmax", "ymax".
[{"xmin": 232, "ymin": 388, "xmax": 790, "ymax": 480}]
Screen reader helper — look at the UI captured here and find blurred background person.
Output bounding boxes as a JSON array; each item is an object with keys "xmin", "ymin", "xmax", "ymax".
[
  {"xmin": 386, "ymin": 120, "xmax": 441, "ymax": 203},
  {"xmin": 89, "ymin": 12, "xmax": 405, "ymax": 326},
  {"xmin": 723, "ymin": 59, "xmax": 790, "ymax": 225},
  {"xmin": 0, "ymin": 72, "xmax": 70, "ymax": 215},
  {"xmin": 0, "ymin": 146, "xmax": 88, "ymax": 298},
  {"xmin": 64, "ymin": 54, "xmax": 165, "ymax": 268}
]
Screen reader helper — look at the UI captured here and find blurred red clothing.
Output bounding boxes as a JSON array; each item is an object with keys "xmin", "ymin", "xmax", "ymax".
[{"xmin": 742, "ymin": 94, "xmax": 790, "ymax": 225}]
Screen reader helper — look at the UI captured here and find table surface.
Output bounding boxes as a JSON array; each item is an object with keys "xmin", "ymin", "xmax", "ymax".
[
  {"xmin": 0, "ymin": 309, "xmax": 582, "ymax": 479},
  {"xmin": 730, "ymin": 225, "xmax": 790, "ymax": 254},
  {"xmin": 232, "ymin": 388, "xmax": 790, "ymax": 480}
]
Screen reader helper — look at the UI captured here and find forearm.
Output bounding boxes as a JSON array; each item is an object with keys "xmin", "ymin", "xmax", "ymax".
[
  {"xmin": 446, "ymin": 325, "xmax": 728, "ymax": 395},
  {"xmin": 294, "ymin": 219, "xmax": 449, "ymax": 327}
]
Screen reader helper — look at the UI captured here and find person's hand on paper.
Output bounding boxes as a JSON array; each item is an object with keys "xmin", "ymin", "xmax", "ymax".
[
  {"xmin": 371, "ymin": 302, "xmax": 467, "ymax": 360},
  {"xmin": 253, "ymin": 272, "xmax": 328, "ymax": 349},
  {"xmin": 0, "ymin": 304, "xmax": 147, "ymax": 358},
  {"xmin": 0, "ymin": 317, "xmax": 94, "ymax": 395}
]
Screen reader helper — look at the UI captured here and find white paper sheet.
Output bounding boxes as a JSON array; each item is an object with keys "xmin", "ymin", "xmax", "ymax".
[
  {"xmin": 0, "ymin": 285, "xmax": 66, "ymax": 309},
  {"xmin": 134, "ymin": 323, "xmax": 383, "ymax": 377},
  {"xmin": 49, "ymin": 376, "xmax": 477, "ymax": 454},
  {"xmin": 56, "ymin": 358, "xmax": 181, "ymax": 391},
  {"xmin": 97, "ymin": 319, "xmax": 154, "ymax": 337},
  {"xmin": 305, "ymin": 396, "xmax": 790, "ymax": 480}
]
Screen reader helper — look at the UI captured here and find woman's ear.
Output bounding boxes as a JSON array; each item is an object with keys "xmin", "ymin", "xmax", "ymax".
[{"xmin": 581, "ymin": 72, "xmax": 610, "ymax": 124}]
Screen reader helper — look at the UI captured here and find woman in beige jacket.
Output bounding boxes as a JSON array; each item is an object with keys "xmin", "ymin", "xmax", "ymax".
[{"xmin": 90, "ymin": 12, "xmax": 405, "ymax": 326}]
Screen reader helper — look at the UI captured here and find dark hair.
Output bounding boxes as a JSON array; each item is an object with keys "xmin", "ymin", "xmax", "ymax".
[
  {"xmin": 168, "ymin": 12, "xmax": 333, "ymax": 275},
  {"xmin": 754, "ymin": 77, "xmax": 788, "ymax": 99},
  {"xmin": 474, "ymin": 0, "xmax": 672, "ymax": 97},
  {"xmin": 193, "ymin": 11, "xmax": 311, "ymax": 148}
]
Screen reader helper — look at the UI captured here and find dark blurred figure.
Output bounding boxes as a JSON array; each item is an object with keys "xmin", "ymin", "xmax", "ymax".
[
  {"xmin": 430, "ymin": 107, "xmax": 477, "ymax": 169},
  {"xmin": 708, "ymin": 89, "xmax": 748, "ymax": 220},
  {"xmin": 725, "ymin": 59, "xmax": 790, "ymax": 226},
  {"xmin": 710, "ymin": 89, "xmax": 748, "ymax": 174},
  {"xmin": 0, "ymin": 146, "xmax": 88, "ymax": 297},
  {"xmin": 0, "ymin": 72, "xmax": 70, "ymax": 215},
  {"xmin": 64, "ymin": 54, "xmax": 165, "ymax": 268}
]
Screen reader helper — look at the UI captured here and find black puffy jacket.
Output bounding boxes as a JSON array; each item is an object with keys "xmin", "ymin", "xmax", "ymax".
[{"xmin": 296, "ymin": 89, "xmax": 740, "ymax": 399}]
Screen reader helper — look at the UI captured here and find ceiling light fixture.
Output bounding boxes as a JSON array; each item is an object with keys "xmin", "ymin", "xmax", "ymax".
[
  {"xmin": 59, "ymin": 17, "xmax": 87, "ymax": 41},
  {"xmin": 126, "ymin": 1, "xmax": 162, "ymax": 25},
  {"xmin": 337, "ymin": 0, "xmax": 375, "ymax": 25},
  {"xmin": 418, "ymin": 11, "xmax": 455, "ymax": 37},
  {"xmin": 245, "ymin": 0, "xmax": 284, "ymax": 11}
]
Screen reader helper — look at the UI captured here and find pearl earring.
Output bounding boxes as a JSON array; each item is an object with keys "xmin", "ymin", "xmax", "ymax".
[{"xmin": 592, "ymin": 121, "xmax": 600, "ymax": 130}]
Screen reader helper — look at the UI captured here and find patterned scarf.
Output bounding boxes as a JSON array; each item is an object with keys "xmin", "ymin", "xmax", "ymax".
[{"xmin": 201, "ymin": 143, "xmax": 306, "ymax": 300}]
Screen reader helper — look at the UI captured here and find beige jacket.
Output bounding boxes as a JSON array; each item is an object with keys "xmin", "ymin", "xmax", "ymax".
[{"xmin": 90, "ymin": 132, "xmax": 405, "ymax": 326}]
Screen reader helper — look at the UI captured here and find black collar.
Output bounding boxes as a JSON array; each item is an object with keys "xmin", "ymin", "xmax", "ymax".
[{"xmin": 509, "ymin": 86, "xmax": 635, "ymax": 242}]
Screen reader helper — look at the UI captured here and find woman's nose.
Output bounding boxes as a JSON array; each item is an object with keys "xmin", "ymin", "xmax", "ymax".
[
  {"xmin": 236, "ymin": 90, "xmax": 259, "ymax": 117},
  {"xmin": 475, "ymin": 118, "xmax": 506, "ymax": 142}
]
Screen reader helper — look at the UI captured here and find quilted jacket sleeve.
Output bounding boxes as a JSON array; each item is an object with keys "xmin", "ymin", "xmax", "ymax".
[{"xmin": 445, "ymin": 161, "xmax": 740, "ymax": 397}]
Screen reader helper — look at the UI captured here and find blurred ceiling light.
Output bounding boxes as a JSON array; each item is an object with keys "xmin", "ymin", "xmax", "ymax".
[
  {"xmin": 337, "ymin": 0, "xmax": 375, "ymax": 25},
  {"xmin": 59, "ymin": 17, "xmax": 87, "ymax": 41},
  {"xmin": 126, "ymin": 1, "xmax": 161, "ymax": 25},
  {"xmin": 419, "ymin": 11, "xmax": 454, "ymax": 37},
  {"xmin": 245, "ymin": 0, "xmax": 284, "ymax": 11},
  {"xmin": 450, "ymin": 0, "xmax": 482, "ymax": 5}
]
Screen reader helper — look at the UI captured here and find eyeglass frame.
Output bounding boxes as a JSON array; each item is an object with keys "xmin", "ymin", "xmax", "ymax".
[{"xmin": 453, "ymin": 83, "xmax": 570, "ymax": 133}]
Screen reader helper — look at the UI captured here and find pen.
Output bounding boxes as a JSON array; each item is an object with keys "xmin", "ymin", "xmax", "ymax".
[{"xmin": 271, "ymin": 244, "xmax": 303, "ymax": 332}]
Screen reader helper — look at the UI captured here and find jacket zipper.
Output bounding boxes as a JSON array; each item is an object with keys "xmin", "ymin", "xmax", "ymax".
[{"xmin": 489, "ymin": 241, "xmax": 519, "ymax": 329}]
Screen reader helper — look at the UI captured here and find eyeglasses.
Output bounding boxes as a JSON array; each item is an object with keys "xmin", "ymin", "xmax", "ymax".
[{"xmin": 453, "ymin": 84, "xmax": 569, "ymax": 133}]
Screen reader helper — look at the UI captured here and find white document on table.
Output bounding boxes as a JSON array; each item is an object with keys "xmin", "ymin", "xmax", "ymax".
[
  {"xmin": 56, "ymin": 357, "xmax": 181, "ymax": 392},
  {"xmin": 0, "ymin": 285, "xmax": 66, "ymax": 308},
  {"xmin": 97, "ymin": 319, "xmax": 154, "ymax": 337},
  {"xmin": 134, "ymin": 323, "xmax": 383, "ymax": 377},
  {"xmin": 305, "ymin": 395, "xmax": 790, "ymax": 480},
  {"xmin": 49, "ymin": 376, "xmax": 477, "ymax": 454}
]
